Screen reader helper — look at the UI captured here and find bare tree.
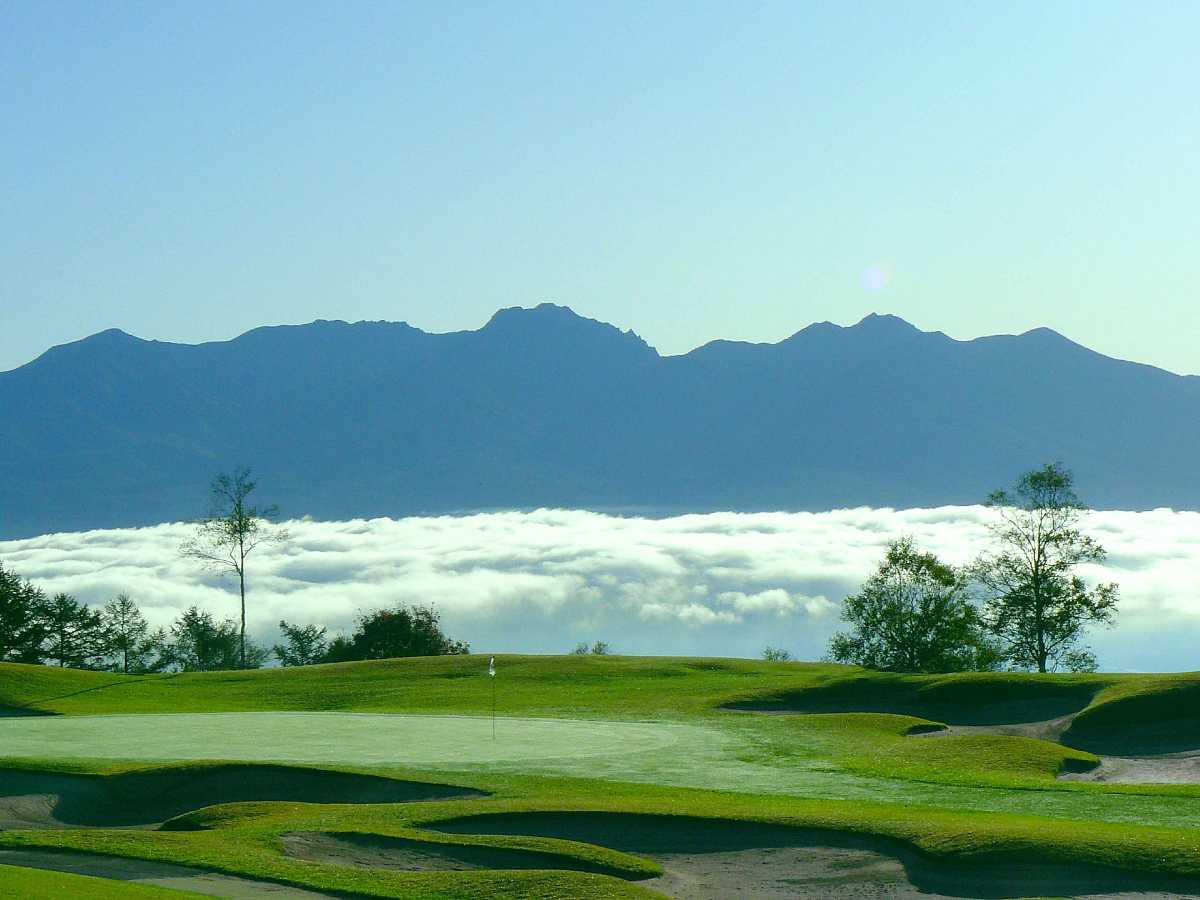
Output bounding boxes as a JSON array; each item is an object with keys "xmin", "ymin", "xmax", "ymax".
[{"xmin": 180, "ymin": 468, "xmax": 287, "ymax": 668}]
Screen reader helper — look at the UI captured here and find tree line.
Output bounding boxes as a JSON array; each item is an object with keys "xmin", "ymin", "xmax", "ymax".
[
  {"xmin": 0, "ymin": 572, "xmax": 467, "ymax": 673},
  {"xmin": 826, "ymin": 463, "xmax": 1120, "ymax": 674}
]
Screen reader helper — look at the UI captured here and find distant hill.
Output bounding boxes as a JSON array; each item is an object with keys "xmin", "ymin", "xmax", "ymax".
[{"xmin": 2, "ymin": 305, "xmax": 1197, "ymax": 538}]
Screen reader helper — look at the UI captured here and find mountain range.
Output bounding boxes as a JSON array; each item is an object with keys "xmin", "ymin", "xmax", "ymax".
[{"xmin": 2, "ymin": 305, "xmax": 1197, "ymax": 539}]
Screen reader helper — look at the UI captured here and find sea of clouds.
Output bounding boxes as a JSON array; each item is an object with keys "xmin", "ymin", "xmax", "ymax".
[{"xmin": 2, "ymin": 507, "xmax": 1198, "ymax": 671}]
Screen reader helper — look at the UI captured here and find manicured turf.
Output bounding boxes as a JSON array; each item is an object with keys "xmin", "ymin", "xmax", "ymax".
[
  {"xmin": 0, "ymin": 711, "xmax": 722, "ymax": 768},
  {"xmin": 3, "ymin": 657, "xmax": 1200, "ymax": 898}
]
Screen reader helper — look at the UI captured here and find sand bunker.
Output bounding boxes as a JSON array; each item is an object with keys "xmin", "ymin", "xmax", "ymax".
[
  {"xmin": 0, "ymin": 764, "xmax": 484, "ymax": 830},
  {"xmin": 911, "ymin": 717, "xmax": 1200, "ymax": 785},
  {"xmin": 0, "ymin": 848, "xmax": 337, "ymax": 898},
  {"xmin": 282, "ymin": 831, "xmax": 619, "ymax": 876},
  {"xmin": 1059, "ymin": 752, "xmax": 1200, "ymax": 785},
  {"xmin": 430, "ymin": 812, "xmax": 1200, "ymax": 899}
]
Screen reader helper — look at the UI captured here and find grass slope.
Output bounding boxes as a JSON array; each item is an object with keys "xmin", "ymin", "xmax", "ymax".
[{"xmin": 0, "ymin": 863, "xmax": 206, "ymax": 899}]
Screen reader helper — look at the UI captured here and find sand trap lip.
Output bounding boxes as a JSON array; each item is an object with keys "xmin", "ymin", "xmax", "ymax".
[
  {"xmin": 910, "ymin": 718, "xmax": 1200, "ymax": 785},
  {"xmin": 281, "ymin": 831, "xmax": 621, "ymax": 876},
  {"xmin": 0, "ymin": 848, "xmax": 342, "ymax": 898},
  {"xmin": 0, "ymin": 712, "xmax": 709, "ymax": 768},
  {"xmin": 0, "ymin": 764, "xmax": 484, "ymax": 830},
  {"xmin": 430, "ymin": 812, "xmax": 1200, "ymax": 899}
]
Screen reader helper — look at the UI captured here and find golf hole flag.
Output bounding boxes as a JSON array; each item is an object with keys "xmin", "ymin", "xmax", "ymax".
[{"xmin": 488, "ymin": 657, "xmax": 496, "ymax": 740}]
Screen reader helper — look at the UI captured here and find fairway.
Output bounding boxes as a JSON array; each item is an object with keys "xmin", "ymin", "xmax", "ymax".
[{"xmin": 0, "ymin": 712, "xmax": 722, "ymax": 769}]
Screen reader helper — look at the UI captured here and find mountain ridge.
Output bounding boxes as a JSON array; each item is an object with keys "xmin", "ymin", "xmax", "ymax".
[{"xmin": 2, "ymin": 306, "xmax": 1197, "ymax": 539}]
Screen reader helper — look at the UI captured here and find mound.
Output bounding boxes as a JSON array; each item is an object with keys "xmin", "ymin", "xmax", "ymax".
[
  {"xmin": 431, "ymin": 812, "xmax": 1200, "ymax": 899},
  {"xmin": 0, "ymin": 849, "xmax": 336, "ymax": 898},
  {"xmin": 1063, "ymin": 681, "xmax": 1200, "ymax": 756},
  {"xmin": 282, "ymin": 831, "xmax": 621, "ymax": 877},
  {"xmin": 0, "ymin": 764, "xmax": 484, "ymax": 830},
  {"xmin": 727, "ymin": 673, "xmax": 1100, "ymax": 726}
]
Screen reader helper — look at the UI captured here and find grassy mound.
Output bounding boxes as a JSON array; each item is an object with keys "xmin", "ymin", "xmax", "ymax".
[
  {"xmin": 0, "ymin": 656, "xmax": 835, "ymax": 718},
  {"xmin": 282, "ymin": 830, "xmax": 656, "ymax": 879},
  {"xmin": 1064, "ymin": 677, "xmax": 1200, "ymax": 755},
  {"xmin": 0, "ymin": 762, "xmax": 484, "ymax": 829},
  {"xmin": 725, "ymin": 670, "xmax": 1105, "ymax": 724}
]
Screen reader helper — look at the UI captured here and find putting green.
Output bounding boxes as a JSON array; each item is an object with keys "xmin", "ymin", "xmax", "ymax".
[{"xmin": 0, "ymin": 712, "xmax": 724, "ymax": 769}]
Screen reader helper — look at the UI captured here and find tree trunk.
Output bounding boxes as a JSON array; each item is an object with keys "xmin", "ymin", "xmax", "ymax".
[{"xmin": 239, "ymin": 568, "xmax": 246, "ymax": 669}]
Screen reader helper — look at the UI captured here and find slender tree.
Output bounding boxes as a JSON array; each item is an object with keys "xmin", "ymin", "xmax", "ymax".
[
  {"xmin": 973, "ymin": 463, "xmax": 1119, "ymax": 673},
  {"xmin": 101, "ymin": 593, "xmax": 151, "ymax": 673},
  {"xmin": 180, "ymin": 468, "xmax": 287, "ymax": 668},
  {"xmin": 829, "ymin": 537, "xmax": 996, "ymax": 672}
]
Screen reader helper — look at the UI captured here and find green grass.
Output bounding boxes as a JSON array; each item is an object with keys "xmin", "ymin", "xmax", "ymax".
[
  {"xmin": 4, "ymin": 657, "xmax": 1200, "ymax": 898},
  {"xmin": 0, "ymin": 864, "xmax": 207, "ymax": 899}
]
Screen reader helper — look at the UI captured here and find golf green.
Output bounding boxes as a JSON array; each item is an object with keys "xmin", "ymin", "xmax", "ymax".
[{"xmin": 0, "ymin": 712, "xmax": 726, "ymax": 769}]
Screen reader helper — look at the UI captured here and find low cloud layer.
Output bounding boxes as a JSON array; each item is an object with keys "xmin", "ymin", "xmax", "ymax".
[{"xmin": 2, "ymin": 507, "xmax": 1198, "ymax": 671}]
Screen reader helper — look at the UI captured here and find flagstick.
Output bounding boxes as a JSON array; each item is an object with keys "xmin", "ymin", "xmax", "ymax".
[{"xmin": 491, "ymin": 672, "xmax": 496, "ymax": 741}]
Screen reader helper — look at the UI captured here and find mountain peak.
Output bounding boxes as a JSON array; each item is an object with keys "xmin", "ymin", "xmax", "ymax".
[
  {"xmin": 849, "ymin": 313, "xmax": 921, "ymax": 334},
  {"xmin": 481, "ymin": 303, "xmax": 655, "ymax": 357}
]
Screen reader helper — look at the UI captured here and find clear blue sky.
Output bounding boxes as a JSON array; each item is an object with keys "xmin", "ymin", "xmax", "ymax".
[{"xmin": 3, "ymin": 1, "xmax": 1197, "ymax": 374}]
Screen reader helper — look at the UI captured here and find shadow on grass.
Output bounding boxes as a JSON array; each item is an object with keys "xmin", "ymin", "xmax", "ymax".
[
  {"xmin": 725, "ymin": 675, "xmax": 1100, "ymax": 726},
  {"xmin": 0, "ymin": 706, "xmax": 55, "ymax": 718}
]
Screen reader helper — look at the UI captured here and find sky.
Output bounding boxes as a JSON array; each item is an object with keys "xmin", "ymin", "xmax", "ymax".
[
  {"xmin": 2, "ymin": 2, "xmax": 1198, "ymax": 375},
  {"xmin": 3, "ymin": 507, "xmax": 1198, "ymax": 672}
]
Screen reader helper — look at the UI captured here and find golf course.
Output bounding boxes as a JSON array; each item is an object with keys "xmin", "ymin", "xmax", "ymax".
[{"xmin": 1, "ymin": 656, "xmax": 1199, "ymax": 899}]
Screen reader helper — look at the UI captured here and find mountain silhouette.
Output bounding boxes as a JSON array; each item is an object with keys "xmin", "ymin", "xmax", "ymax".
[{"xmin": 2, "ymin": 304, "xmax": 1197, "ymax": 538}]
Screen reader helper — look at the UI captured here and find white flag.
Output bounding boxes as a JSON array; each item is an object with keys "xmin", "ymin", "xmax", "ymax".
[{"xmin": 488, "ymin": 656, "xmax": 496, "ymax": 677}]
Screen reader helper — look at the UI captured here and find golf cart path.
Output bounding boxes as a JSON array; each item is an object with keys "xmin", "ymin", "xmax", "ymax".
[{"xmin": 0, "ymin": 849, "xmax": 340, "ymax": 899}]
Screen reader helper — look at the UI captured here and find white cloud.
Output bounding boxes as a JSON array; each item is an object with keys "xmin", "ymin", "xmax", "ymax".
[{"xmin": 2, "ymin": 507, "xmax": 1199, "ymax": 670}]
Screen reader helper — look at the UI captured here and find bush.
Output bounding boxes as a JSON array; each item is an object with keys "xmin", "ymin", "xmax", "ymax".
[{"xmin": 323, "ymin": 604, "xmax": 468, "ymax": 662}]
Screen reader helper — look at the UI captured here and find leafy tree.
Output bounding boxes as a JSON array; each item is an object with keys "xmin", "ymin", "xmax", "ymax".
[
  {"xmin": 323, "ymin": 605, "xmax": 468, "ymax": 662},
  {"xmin": 274, "ymin": 620, "xmax": 329, "ymax": 667},
  {"xmin": 160, "ymin": 606, "xmax": 268, "ymax": 672},
  {"xmin": 0, "ymin": 563, "xmax": 48, "ymax": 662},
  {"xmin": 571, "ymin": 642, "xmax": 590, "ymax": 655},
  {"xmin": 40, "ymin": 593, "xmax": 108, "ymax": 669},
  {"xmin": 100, "ymin": 593, "xmax": 153, "ymax": 673},
  {"xmin": 590, "ymin": 641, "xmax": 610, "ymax": 656},
  {"xmin": 762, "ymin": 646, "xmax": 792, "ymax": 662},
  {"xmin": 180, "ymin": 468, "xmax": 288, "ymax": 669},
  {"xmin": 829, "ymin": 537, "xmax": 996, "ymax": 673},
  {"xmin": 974, "ymin": 463, "xmax": 1119, "ymax": 673}
]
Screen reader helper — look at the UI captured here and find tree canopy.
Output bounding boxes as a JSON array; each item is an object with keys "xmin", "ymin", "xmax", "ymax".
[
  {"xmin": 829, "ymin": 537, "xmax": 997, "ymax": 673},
  {"xmin": 974, "ymin": 463, "xmax": 1119, "ymax": 673}
]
